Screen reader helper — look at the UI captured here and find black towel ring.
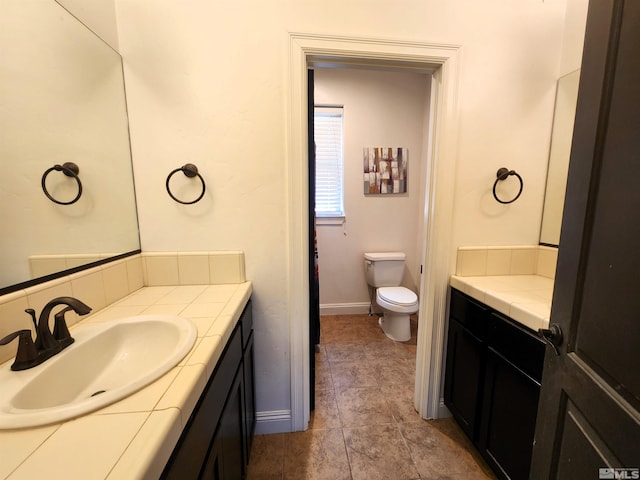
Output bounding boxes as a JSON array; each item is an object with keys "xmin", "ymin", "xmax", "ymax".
[
  {"xmin": 166, "ymin": 163, "xmax": 206, "ymax": 204},
  {"xmin": 41, "ymin": 162, "xmax": 83, "ymax": 205},
  {"xmin": 492, "ymin": 167, "xmax": 523, "ymax": 204}
]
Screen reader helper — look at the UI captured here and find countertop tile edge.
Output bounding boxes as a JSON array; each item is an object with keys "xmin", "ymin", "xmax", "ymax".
[{"xmin": 450, "ymin": 275, "xmax": 551, "ymax": 331}]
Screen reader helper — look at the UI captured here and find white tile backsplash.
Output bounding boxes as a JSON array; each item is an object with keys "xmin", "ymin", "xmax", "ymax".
[
  {"xmin": 70, "ymin": 269, "xmax": 108, "ymax": 316},
  {"xmin": 177, "ymin": 253, "xmax": 210, "ymax": 285},
  {"xmin": 209, "ymin": 251, "xmax": 246, "ymax": 284},
  {"xmin": 486, "ymin": 249, "xmax": 512, "ymax": 276},
  {"xmin": 28, "ymin": 253, "xmax": 120, "ymax": 279},
  {"xmin": 510, "ymin": 247, "xmax": 538, "ymax": 275},
  {"xmin": 536, "ymin": 246, "xmax": 558, "ymax": 279},
  {"xmin": 457, "ymin": 248, "xmax": 488, "ymax": 276},
  {"xmin": 25, "ymin": 281, "xmax": 75, "ymax": 319},
  {"xmin": 455, "ymin": 245, "xmax": 557, "ymax": 278},
  {"xmin": 143, "ymin": 253, "xmax": 180, "ymax": 286},
  {"xmin": 142, "ymin": 251, "xmax": 247, "ymax": 286},
  {"xmin": 102, "ymin": 261, "xmax": 131, "ymax": 305},
  {"xmin": 126, "ymin": 256, "xmax": 145, "ymax": 291}
]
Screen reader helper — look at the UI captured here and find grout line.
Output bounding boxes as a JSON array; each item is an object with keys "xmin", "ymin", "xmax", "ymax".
[{"xmin": 339, "ymin": 427, "xmax": 355, "ymax": 480}]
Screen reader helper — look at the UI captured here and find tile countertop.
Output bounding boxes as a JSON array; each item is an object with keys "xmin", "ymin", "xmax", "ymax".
[
  {"xmin": 450, "ymin": 275, "xmax": 553, "ymax": 332},
  {"xmin": 0, "ymin": 282, "xmax": 252, "ymax": 480}
]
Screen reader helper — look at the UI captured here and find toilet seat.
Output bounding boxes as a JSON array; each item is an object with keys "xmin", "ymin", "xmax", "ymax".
[
  {"xmin": 376, "ymin": 287, "xmax": 418, "ymax": 313},
  {"xmin": 378, "ymin": 286, "xmax": 418, "ymax": 305}
]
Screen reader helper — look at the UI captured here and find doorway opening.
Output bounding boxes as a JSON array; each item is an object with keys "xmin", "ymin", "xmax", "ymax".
[
  {"xmin": 287, "ymin": 33, "xmax": 461, "ymax": 432},
  {"xmin": 309, "ymin": 65, "xmax": 433, "ymax": 412}
]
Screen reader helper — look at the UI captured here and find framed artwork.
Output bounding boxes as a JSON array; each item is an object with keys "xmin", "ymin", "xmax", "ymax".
[{"xmin": 363, "ymin": 147, "xmax": 408, "ymax": 194}]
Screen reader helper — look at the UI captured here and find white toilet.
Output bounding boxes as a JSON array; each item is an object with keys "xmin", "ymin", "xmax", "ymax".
[{"xmin": 364, "ymin": 252, "xmax": 419, "ymax": 342}]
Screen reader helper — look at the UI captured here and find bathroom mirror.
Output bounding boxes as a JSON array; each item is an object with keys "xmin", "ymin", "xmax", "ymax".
[
  {"xmin": 0, "ymin": 1, "xmax": 140, "ymax": 294},
  {"xmin": 539, "ymin": 69, "xmax": 580, "ymax": 246}
]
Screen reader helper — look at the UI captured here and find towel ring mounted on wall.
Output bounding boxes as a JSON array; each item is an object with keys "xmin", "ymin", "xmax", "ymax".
[
  {"xmin": 41, "ymin": 162, "xmax": 83, "ymax": 205},
  {"xmin": 166, "ymin": 163, "xmax": 206, "ymax": 204},
  {"xmin": 492, "ymin": 167, "xmax": 523, "ymax": 204}
]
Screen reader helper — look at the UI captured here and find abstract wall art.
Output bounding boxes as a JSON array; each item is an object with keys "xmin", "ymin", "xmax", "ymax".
[{"xmin": 363, "ymin": 147, "xmax": 408, "ymax": 195}]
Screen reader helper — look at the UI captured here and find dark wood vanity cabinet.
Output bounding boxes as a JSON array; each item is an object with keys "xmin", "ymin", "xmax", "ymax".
[
  {"xmin": 162, "ymin": 299, "xmax": 255, "ymax": 480},
  {"xmin": 444, "ymin": 289, "xmax": 545, "ymax": 480}
]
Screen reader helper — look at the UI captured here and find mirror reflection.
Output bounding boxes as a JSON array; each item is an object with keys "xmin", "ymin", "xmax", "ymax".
[
  {"xmin": 539, "ymin": 69, "xmax": 580, "ymax": 246},
  {"xmin": 0, "ymin": 0, "xmax": 140, "ymax": 292}
]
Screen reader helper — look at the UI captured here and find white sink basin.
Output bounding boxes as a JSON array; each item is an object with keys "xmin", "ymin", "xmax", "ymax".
[{"xmin": 0, "ymin": 314, "xmax": 197, "ymax": 429}]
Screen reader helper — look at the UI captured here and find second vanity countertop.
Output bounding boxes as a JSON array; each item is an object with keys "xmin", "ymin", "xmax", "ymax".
[
  {"xmin": 450, "ymin": 274, "xmax": 552, "ymax": 332},
  {"xmin": 0, "ymin": 282, "xmax": 252, "ymax": 480}
]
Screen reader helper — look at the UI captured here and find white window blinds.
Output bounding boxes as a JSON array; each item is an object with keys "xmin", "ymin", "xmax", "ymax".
[{"xmin": 314, "ymin": 106, "xmax": 345, "ymax": 217}]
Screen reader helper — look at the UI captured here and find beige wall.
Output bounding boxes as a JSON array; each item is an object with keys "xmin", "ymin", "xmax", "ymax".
[
  {"xmin": 56, "ymin": 0, "xmax": 119, "ymax": 50},
  {"xmin": 114, "ymin": 0, "xmax": 568, "ymax": 427},
  {"xmin": 559, "ymin": 0, "xmax": 589, "ymax": 76},
  {"xmin": 314, "ymin": 68, "xmax": 431, "ymax": 312}
]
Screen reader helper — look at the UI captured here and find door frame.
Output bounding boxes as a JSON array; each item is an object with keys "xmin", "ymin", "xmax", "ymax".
[{"xmin": 286, "ymin": 32, "xmax": 462, "ymax": 431}]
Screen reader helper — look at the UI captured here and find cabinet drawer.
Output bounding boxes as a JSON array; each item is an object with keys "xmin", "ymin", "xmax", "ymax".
[
  {"xmin": 450, "ymin": 288, "xmax": 489, "ymax": 339},
  {"xmin": 488, "ymin": 313, "xmax": 545, "ymax": 383}
]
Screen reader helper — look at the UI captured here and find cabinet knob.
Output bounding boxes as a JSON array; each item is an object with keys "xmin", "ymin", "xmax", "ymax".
[{"xmin": 538, "ymin": 323, "xmax": 563, "ymax": 356}]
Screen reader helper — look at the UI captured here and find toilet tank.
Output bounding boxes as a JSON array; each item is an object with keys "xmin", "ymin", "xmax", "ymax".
[{"xmin": 364, "ymin": 252, "xmax": 406, "ymax": 287}]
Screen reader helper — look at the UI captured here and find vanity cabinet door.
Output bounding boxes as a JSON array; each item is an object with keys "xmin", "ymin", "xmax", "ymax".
[
  {"xmin": 444, "ymin": 289, "xmax": 489, "ymax": 441},
  {"xmin": 478, "ymin": 348, "xmax": 541, "ymax": 480},
  {"xmin": 444, "ymin": 317, "xmax": 486, "ymax": 440},
  {"xmin": 478, "ymin": 312, "xmax": 545, "ymax": 480},
  {"xmin": 242, "ymin": 330, "xmax": 256, "ymax": 464},
  {"xmin": 217, "ymin": 369, "xmax": 246, "ymax": 480},
  {"xmin": 200, "ymin": 435, "xmax": 224, "ymax": 480},
  {"xmin": 200, "ymin": 368, "xmax": 244, "ymax": 480}
]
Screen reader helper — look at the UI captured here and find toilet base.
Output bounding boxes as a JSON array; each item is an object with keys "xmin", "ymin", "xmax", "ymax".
[{"xmin": 378, "ymin": 314, "xmax": 411, "ymax": 342}]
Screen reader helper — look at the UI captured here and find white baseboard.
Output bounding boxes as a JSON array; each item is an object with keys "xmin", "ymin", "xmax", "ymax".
[
  {"xmin": 254, "ymin": 410, "xmax": 293, "ymax": 435},
  {"xmin": 319, "ymin": 302, "xmax": 371, "ymax": 316}
]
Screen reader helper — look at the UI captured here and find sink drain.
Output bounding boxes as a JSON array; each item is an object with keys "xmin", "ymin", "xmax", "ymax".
[{"xmin": 90, "ymin": 390, "xmax": 106, "ymax": 397}]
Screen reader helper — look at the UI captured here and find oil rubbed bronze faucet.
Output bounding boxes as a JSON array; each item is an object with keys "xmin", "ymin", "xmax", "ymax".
[{"xmin": 0, "ymin": 296, "xmax": 91, "ymax": 371}]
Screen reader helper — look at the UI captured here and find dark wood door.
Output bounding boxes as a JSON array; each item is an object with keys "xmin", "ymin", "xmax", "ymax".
[
  {"xmin": 308, "ymin": 68, "xmax": 319, "ymax": 411},
  {"xmin": 530, "ymin": 0, "xmax": 640, "ymax": 477}
]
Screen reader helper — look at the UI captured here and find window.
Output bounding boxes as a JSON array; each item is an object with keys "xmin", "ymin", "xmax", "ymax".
[{"xmin": 314, "ymin": 106, "xmax": 344, "ymax": 219}]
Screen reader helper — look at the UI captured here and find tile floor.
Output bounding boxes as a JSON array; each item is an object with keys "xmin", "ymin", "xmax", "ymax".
[{"xmin": 246, "ymin": 314, "xmax": 496, "ymax": 480}]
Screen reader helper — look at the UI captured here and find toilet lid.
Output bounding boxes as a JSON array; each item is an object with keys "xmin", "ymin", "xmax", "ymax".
[{"xmin": 377, "ymin": 287, "xmax": 418, "ymax": 306}]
